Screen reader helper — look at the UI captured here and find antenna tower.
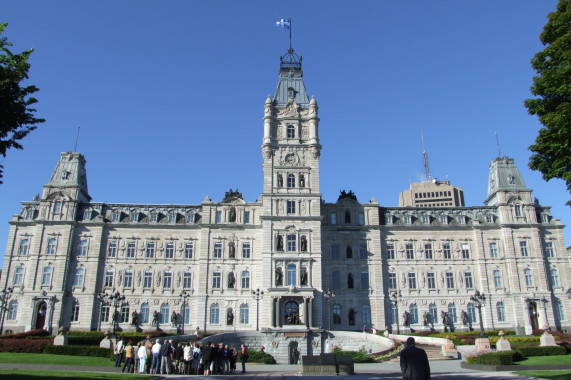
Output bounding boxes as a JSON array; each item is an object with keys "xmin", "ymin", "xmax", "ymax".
[{"xmin": 422, "ymin": 130, "xmax": 430, "ymax": 181}]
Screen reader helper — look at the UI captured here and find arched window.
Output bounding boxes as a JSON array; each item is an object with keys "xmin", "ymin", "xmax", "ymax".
[
  {"xmin": 210, "ymin": 304, "xmax": 220, "ymax": 324},
  {"xmin": 332, "ymin": 304, "xmax": 341, "ymax": 324},
  {"xmin": 240, "ymin": 304, "xmax": 249, "ymax": 324},
  {"xmin": 467, "ymin": 302, "xmax": 477, "ymax": 323},
  {"xmin": 7, "ymin": 300, "xmax": 18, "ymax": 320},
  {"xmin": 160, "ymin": 303, "xmax": 170, "ymax": 324},
  {"xmin": 410, "ymin": 304, "xmax": 418, "ymax": 324},
  {"xmin": 347, "ymin": 273, "xmax": 354, "ymax": 288},
  {"xmin": 287, "ymin": 264, "xmax": 297, "ymax": 286},
  {"xmin": 287, "ymin": 125, "xmax": 295, "ymax": 138},
  {"xmin": 496, "ymin": 301, "xmax": 506, "ymax": 322},
  {"xmin": 448, "ymin": 303, "xmax": 457, "ymax": 323},
  {"xmin": 362, "ymin": 305, "xmax": 371, "ymax": 325},
  {"xmin": 287, "ymin": 174, "xmax": 295, "ymax": 188},
  {"xmin": 140, "ymin": 303, "xmax": 150, "ymax": 324},
  {"xmin": 428, "ymin": 303, "xmax": 438, "ymax": 324}
]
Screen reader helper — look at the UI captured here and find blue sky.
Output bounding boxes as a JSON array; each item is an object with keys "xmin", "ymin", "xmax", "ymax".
[{"xmin": 1, "ymin": 0, "xmax": 569, "ymax": 266}]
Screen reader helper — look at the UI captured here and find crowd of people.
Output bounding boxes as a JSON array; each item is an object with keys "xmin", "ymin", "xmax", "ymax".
[{"xmin": 113, "ymin": 336, "xmax": 249, "ymax": 375}]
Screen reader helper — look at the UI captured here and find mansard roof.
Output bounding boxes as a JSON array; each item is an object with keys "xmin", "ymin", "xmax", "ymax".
[{"xmin": 273, "ymin": 48, "xmax": 309, "ymax": 107}]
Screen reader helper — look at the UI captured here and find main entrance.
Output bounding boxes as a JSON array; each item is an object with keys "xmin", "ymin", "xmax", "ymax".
[
  {"xmin": 528, "ymin": 301, "xmax": 539, "ymax": 331},
  {"xmin": 35, "ymin": 301, "xmax": 47, "ymax": 330}
]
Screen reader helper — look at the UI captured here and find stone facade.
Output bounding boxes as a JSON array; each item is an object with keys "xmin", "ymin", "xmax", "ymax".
[{"xmin": 1, "ymin": 50, "xmax": 569, "ymax": 336}]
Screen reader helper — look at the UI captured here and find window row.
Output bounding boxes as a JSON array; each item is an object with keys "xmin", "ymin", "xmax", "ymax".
[
  {"xmin": 330, "ymin": 304, "xmax": 371, "ymax": 326},
  {"xmin": 329, "ymin": 244, "xmax": 368, "ymax": 260},
  {"xmin": 387, "ymin": 271, "xmax": 474, "ymax": 290},
  {"xmin": 390, "ymin": 301, "xmax": 509, "ymax": 325},
  {"xmin": 104, "ymin": 241, "xmax": 196, "ymax": 259},
  {"xmin": 385, "ymin": 214, "xmax": 476, "ymax": 225},
  {"xmin": 103, "ymin": 269, "xmax": 194, "ymax": 289},
  {"xmin": 214, "ymin": 209, "xmax": 251, "ymax": 224},
  {"xmin": 329, "ymin": 211, "xmax": 365, "ymax": 225},
  {"xmin": 12, "ymin": 266, "xmax": 55, "ymax": 287},
  {"xmin": 330, "ymin": 271, "xmax": 369, "ymax": 290},
  {"xmin": 277, "ymin": 173, "xmax": 307, "ymax": 188},
  {"xmin": 106, "ymin": 210, "xmax": 198, "ymax": 224},
  {"xmin": 386, "ymin": 242, "xmax": 470, "ymax": 260},
  {"xmin": 276, "ymin": 234, "xmax": 308, "ymax": 252},
  {"xmin": 274, "ymin": 264, "xmax": 309, "ymax": 287},
  {"xmin": 212, "ymin": 241, "xmax": 252, "ymax": 259}
]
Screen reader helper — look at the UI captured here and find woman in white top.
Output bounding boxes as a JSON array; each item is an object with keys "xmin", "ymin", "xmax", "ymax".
[{"xmin": 183, "ymin": 343, "xmax": 192, "ymax": 375}]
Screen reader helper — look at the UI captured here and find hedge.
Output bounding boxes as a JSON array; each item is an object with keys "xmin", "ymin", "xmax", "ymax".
[
  {"xmin": 0, "ymin": 329, "xmax": 52, "ymax": 340},
  {"xmin": 44, "ymin": 345, "xmax": 113, "ymax": 358},
  {"xmin": 240, "ymin": 349, "xmax": 276, "ymax": 364},
  {"xmin": 332, "ymin": 348, "xmax": 375, "ymax": 363},
  {"xmin": 515, "ymin": 346, "xmax": 567, "ymax": 357},
  {"xmin": 466, "ymin": 351, "xmax": 524, "ymax": 365},
  {"xmin": 0, "ymin": 339, "xmax": 52, "ymax": 353}
]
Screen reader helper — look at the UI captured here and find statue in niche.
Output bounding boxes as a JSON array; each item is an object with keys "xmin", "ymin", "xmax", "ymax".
[
  {"xmin": 423, "ymin": 311, "xmax": 430, "ymax": 326},
  {"xmin": 131, "ymin": 311, "xmax": 139, "ymax": 326},
  {"xmin": 461, "ymin": 310, "xmax": 469, "ymax": 325},
  {"xmin": 300, "ymin": 267, "xmax": 308, "ymax": 286},
  {"xmin": 345, "ymin": 210, "xmax": 351, "ymax": 224},
  {"xmin": 348, "ymin": 309, "xmax": 356, "ymax": 325},
  {"xmin": 300, "ymin": 174, "xmax": 305, "ymax": 187},
  {"xmin": 171, "ymin": 311, "xmax": 178, "ymax": 326},
  {"xmin": 229, "ymin": 242, "xmax": 235, "ymax": 258},
  {"xmin": 301, "ymin": 236, "xmax": 307, "ymax": 252},
  {"xmin": 347, "ymin": 273, "xmax": 354, "ymax": 288},
  {"xmin": 229, "ymin": 208, "xmax": 236, "ymax": 223},
  {"xmin": 441, "ymin": 311, "xmax": 451, "ymax": 331},
  {"xmin": 277, "ymin": 235, "xmax": 284, "ymax": 251},
  {"xmin": 275, "ymin": 267, "xmax": 283, "ymax": 286},
  {"xmin": 227, "ymin": 309, "xmax": 234, "ymax": 325},
  {"xmin": 152, "ymin": 311, "xmax": 160, "ymax": 327},
  {"xmin": 402, "ymin": 311, "xmax": 411, "ymax": 327},
  {"xmin": 278, "ymin": 174, "xmax": 283, "ymax": 187},
  {"xmin": 228, "ymin": 272, "xmax": 235, "ymax": 288}
]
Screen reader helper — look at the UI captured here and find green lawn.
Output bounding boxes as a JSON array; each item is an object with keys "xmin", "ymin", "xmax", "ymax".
[
  {"xmin": 516, "ymin": 355, "xmax": 571, "ymax": 366},
  {"xmin": 0, "ymin": 370, "xmax": 157, "ymax": 379},
  {"xmin": 514, "ymin": 371, "xmax": 571, "ymax": 379},
  {"xmin": 0, "ymin": 353, "xmax": 114, "ymax": 367}
]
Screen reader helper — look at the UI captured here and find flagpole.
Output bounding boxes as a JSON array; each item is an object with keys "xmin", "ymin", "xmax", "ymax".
[{"xmin": 289, "ymin": 18, "xmax": 292, "ymax": 50}]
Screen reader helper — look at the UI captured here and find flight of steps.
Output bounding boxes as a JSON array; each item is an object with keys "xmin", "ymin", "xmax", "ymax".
[{"xmin": 388, "ymin": 344, "xmax": 456, "ymax": 362}]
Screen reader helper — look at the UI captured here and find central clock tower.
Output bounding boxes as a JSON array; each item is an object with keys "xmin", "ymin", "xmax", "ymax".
[{"xmin": 260, "ymin": 48, "xmax": 323, "ymax": 330}]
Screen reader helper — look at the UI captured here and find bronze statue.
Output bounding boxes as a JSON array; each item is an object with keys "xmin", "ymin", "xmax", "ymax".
[
  {"xmin": 275, "ymin": 268, "xmax": 283, "ymax": 286},
  {"xmin": 228, "ymin": 272, "xmax": 235, "ymax": 288},
  {"xmin": 402, "ymin": 310, "xmax": 411, "ymax": 327},
  {"xmin": 227, "ymin": 309, "xmax": 234, "ymax": 325},
  {"xmin": 229, "ymin": 242, "xmax": 235, "ymax": 258}
]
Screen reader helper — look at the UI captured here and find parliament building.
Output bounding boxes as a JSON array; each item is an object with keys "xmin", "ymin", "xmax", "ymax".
[{"xmin": 1, "ymin": 49, "xmax": 569, "ymax": 336}]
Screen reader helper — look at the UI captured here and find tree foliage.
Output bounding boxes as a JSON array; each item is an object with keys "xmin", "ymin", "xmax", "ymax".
[
  {"xmin": 0, "ymin": 22, "xmax": 45, "ymax": 183},
  {"xmin": 524, "ymin": 1, "xmax": 571, "ymax": 205}
]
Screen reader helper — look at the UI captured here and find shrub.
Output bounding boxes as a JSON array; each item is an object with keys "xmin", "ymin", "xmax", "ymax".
[
  {"xmin": 66, "ymin": 331, "xmax": 105, "ymax": 338},
  {"xmin": 332, "ymin": 348, "xmax": 375, "ymax": 363},
  {"xmin": 67, "ymin": 336, "xmax": 104, "ymax": 346},
  {"xmin": 465, "ymin": 351, "xmax": 522, "ymax": 365},
  {"xmin": 45, "ymin": 344, "xmax": 113, "ymax": 358},
  {"xmin": 0, "ymin": 329, "xmax": 51, "ymax": 340},
  {"xmin": 0, "ymin": 338, "xmax": 52, "ymax": 353},
  {"xmin": 239, "ymin": 349, "xmax": 276, "ymax": 364},
  {"xmin": 515, "ymin": 345, "xmax": 567, "ymax": 357}
]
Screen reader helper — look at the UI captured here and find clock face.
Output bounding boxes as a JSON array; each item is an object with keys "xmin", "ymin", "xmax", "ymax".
[{"xmin": 286, "ymin": 154, "xmax": 296, "ymax": 164}]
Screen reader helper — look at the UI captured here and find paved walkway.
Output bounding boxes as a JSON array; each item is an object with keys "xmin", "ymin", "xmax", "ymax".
[{"xmin": 0, "ymin": 360, "xmax": 532, "ymax": 379}]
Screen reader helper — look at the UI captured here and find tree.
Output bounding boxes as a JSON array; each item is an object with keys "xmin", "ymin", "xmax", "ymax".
[{"xmin": 0, "ymin": 22, "xmax": 45, "ymax": 184}]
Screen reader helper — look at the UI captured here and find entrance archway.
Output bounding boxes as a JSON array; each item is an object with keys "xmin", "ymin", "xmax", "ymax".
[
  {"xmin": 528, "ymin": 301, "xmax": 539, "ymax": 331},
  {"xmin": 284, "ymin": 301, "xmax": 300, "ymax": 325},
  {"xmin": 289, "ymin": 341, "xmax": 299, "ymax": 364},
  {"xmin": 35, "ymin": 301, "xmax": 47, "ymax": 330}
]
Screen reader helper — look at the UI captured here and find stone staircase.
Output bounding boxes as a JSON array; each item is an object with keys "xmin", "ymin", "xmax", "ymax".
[{"xmin": 389, "ymin": 344, "xmax": 456, "ymax": 362}]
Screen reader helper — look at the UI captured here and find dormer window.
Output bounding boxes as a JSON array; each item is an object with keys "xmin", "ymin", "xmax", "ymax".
[
  {"xmin": 514, "ymin": 205, "xmax": 522, "ymax": 217},
  {"xmin": 25, "ymin": 209, "xmax": 35, "ymax": 219},
  {"xmin": 485, "ymin": 215, "xmax": 494, "ymax": 223},
  {"xmin": 458, "ymin": 215, "xmax": 466, "ymax": 224},
  {"xmin": 440, "ymin": 215, "xmax": 448, "ymax": 225},
  {"xmin": 168, "ymin": 213, "xmax": 177, "ymax": 223},
  {"xmin": 150, "ymin": 213, "xmax": 158, "ymax": 223},
  {"xmin": 130, "ymin": 212, "xmax": 138, "ymax": 223},
  {"xmin": 404, "ymin": 215, "xmax": 412, "ymax": 224},
  {"xmin": 287, "ymin": 125, "xmax": 295, "ymax": 138},
  {"xmin": 53, "ymin": 200, "xmax": 62, "ymax": 213},
  {"xmin": 112, "ymin": 212, "xmax": 120, "ymax": 222},
  {"xmin": 83, "ymin": 209, "xmax": 91, "ymax": 220}
]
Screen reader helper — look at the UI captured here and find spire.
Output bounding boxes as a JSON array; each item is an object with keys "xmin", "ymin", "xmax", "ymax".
[
  {"xmin": 273, "ymin": 48, "xmax": 309, "ymax": 106},
  {"xmin": 42, "ymin": 152, "xmax": 91, "ymax": 202},
  {"xmin": 485, "ymin": 156, "xmax": 530, "ymax": 205}
]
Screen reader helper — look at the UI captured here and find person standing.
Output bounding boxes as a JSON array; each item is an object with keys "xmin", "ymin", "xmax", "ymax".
[
  {"xmin": 240, "ymin": 344, "xmax": 248, "ymax": 373},
  {"xmin": 133, "ymin": 342, "xmax": 140, "ymax": 373},
  {"xmin": 229, "ymin": 344, "xmax": 237, "ymax": 373},
  {"xmin": 400, "ymin": 337, "xmax": 430, "ymax": 380},
  {"xmin": 159, "ymin": 339, "xmax": 172, "ymax": 374},
  {"xmin": 150, "ymin": 339, "xmax": 161, "ymax": 374},
  {"xmin": 114, "ymin": 338, "xmax": 125, "ymax": 367},
  {"xmin": 138, "ymin": 341, "xmax": 148, "ymax": 374},
  {"xmin": 121, "ymin": 340, "xmax": 135, "ymax": 373},
  {"xmin": 202, "ymin": 341, "xmax": 212, "ymax": 375}
]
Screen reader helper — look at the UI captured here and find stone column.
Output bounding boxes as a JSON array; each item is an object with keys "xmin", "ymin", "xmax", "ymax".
[
  {"xmin": 271, "ymin": 297, "xmax": 276, "ymax": 328},
  {"xmin": 276, "ymin": 298, "xmax": 281, "ymax": 327}
]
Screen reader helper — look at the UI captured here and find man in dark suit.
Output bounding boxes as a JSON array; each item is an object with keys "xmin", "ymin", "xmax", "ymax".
[{"xmin": 400, "ymin": 337, "xmax": 430, "ymax": 380}]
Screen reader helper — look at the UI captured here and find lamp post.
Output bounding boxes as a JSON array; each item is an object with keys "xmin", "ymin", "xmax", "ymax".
[
  {"xmin": 391, "ymin": 290, "xmax": 401, "ymax": 334},
  {"xmin": 324, "ymin": 289, "xmax": 335, "ymax": 330},
  {"xmin": 98, "ymin": 290, "xmax": 127, "ymax": 338},
  {"xmin": 179, "ymin": 290, "xmax": 191, "ymax": 335},
  {"xmin": 470, "ymin": 289, "xmax": 486, "ymax": 337},
  {"xmin": 252, "ymin": 288, "xmax": 264, "ymax": 331},
  {"xmin": 0, "ymin": 287, "xmax": 14, "ymax": 334}
]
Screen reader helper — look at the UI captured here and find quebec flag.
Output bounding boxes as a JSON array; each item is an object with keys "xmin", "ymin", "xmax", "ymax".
[{"xmin": 275, "ymin": 18, "xmax": 291, "ymax": 29}]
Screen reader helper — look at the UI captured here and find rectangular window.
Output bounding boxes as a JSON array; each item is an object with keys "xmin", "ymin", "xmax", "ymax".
[
  {"xmin": 101, "ymin": 305, "xmax": 110, "ymax": 323},
  {"xmin": 216, "ymin": 211, "xmax": 222, "ymax": 223},
  {"xmin": 146, "ymin": 242, "xmax": 155, "ymax": 258},
  {"xmin": 458, "ymin": 215, "xmax": 466, "ymax": 224},
  {"xmin": 486, "ymin": 215, "xmax": 494, "ymax": 223},
  {"xmin": 54, "ymin": 200, "xmax": 62, "ymax": 213},
  {"xmin": 387, "ymin": 244, "xmax": 395, "ymax": 260},
  {"xmin": 408, "ymin": 272, "xmax": 417, "ymax": 289},
  {"xmin": 331, "ymin": 244, "xmax": 339, "ymax": 260},
  {"xmin": 124, "ymin": 270, "xmax": 133, "ymax": 288},
  {"xmin": 524, "ymin": 269, "xmax": 533, "ymax": 287},
  {"xmin": 404, "ymin": 215, "xmax": 412, "ymax": 224},
  {"xmin": 150, "ymin": 213, "xmax": 157, "ymax": 222},
  {"xmin": 520, "ymin": 241, "xmax": 529, "ymax": 257},
  {"xmin": 18, "ymin": 239, "xmax": 29, "ymax": 256},
  {"xmin": 143, "ymin": 271, "xmax": 152, "ymax": 288},
  {"xmin": 244, "ymin": 211, "xmax": 250, "ymax": 224},
  {"xmin": 440, "ymin": 215, "xmax": 448, "ymax": 224},
  {"xmin": 183, "ymin": 271, "xmax": 192, "ymax": 289},
  {"xmin": 461, "ymin": 243, "xmax": 470, "ymax": 259},
  {"xmin": 465, "ymin": 272, "xmax": 473, "ymax": 289},
  {"xmin": 545, "ymin": 242, "xmax": 555, "ymax": 257},
  {"xmin": 446, "ymin": 272, "xmax": 454, "ymax": 289},
  {"xmin": 130, "ymin": 213, "xmax": 138, "ymax": 222},
  {"xmin": 126, "ymin": 242, "xmax": 136, "ymax": 258},
  {"xmin": 406, "ymin": 243, "xmax": 414, "ymax": 259},
  {"xmin": 41, "ymin": 267, "xmax": 52, "ymax": 286},
  {"xmin": 241, "ymin": 271, "xmax": 250, "ymax": 289},
  {"xmin": 287, "ymin": 235, "xmax": 296, "ymax": 252},
  {"xmin": 443, "ymin": 243, "xmax": 451, "ymax": 259},
  {"xmin": 385, "ymin": 215, "xmax": 392, "ymax": 225},
  {"xmin": 163, "ymin": 271, "xmax": 172, "ymax": 288},
  {"xmin": 120, "ymin": 306, "xmax": 130, "ymax": 323},
  {"xmin": 83, "ymin": 209, "xmax": 91, "ymax": 220},
  {"xmin": 427, "ymin": 272, "xmax": 435, "ymax": 289},
  {"xmin": 104, "ymin": 270, "xmax": 114, "ymax": 287},
  {"xmin": 112, "ymin": 212, "xmax": 120, "ymax": 222},
  {"xmin": 242, "ymin": 242, "xmax": 251, "ymax": 258},
  {"xmin": 107, "ymin": 241, "xmax": 117, "ymax": 258},
  {"xmin": 489, "ymin": 242, "xmax": 498, "ymax": 258},
  {"xmin": 165, "ymin": 242, "xmax": 175, "ymax": 259},
  {"xmin": 13, "ymin": 267, "xmax": 24, "ymax": 285},
  {"xmin": 78, "ymin": 240, "xmax": 88, "ymax": 256},
  {"xmin": 214, "ymin": 242, "xmax": 222, "ymax": 258},
  {"xmin": 287, "ymin": 200, "xmax": 296, "ymax": 214},
  {"xmin": 422, "ymin": 215, "xmax": 430, "ymax": 224},
  {"xmin": 71, "ymin": 303, "xmax": 80, "ymax": 322},
  {"xmin": 74, "ymin": 268, "xmax": 84, "ymax": 286},
  {"xmin": 212, "ymin": 271, "xmax": 221, "ymax": 289},
  {"xmin": 493, "ymin": 270, "xmax": 502, "ymax": 288},
  {"xmin": 424, "ymin": 243, "xmax": 432, "ymax": 259},
  {"xmin": 331, "ymin": 213, "xmax": 337, "ymax": 225},
  {"xmin": 46, "ymin": 238, "xmax": 56, "ymax": 255},
  {"xmin": 184, "ymin": 242, "xmax": 194, "ymax": 259},
  {"xmin": 360, "ymin": 271, "xmax": 369, "ymax": 289},
  {"xmin": 359, "ymin": 243, "xmax": 367, "ymax": 259},
  {"xmin": 388, "ymin": 272, "xmax": 397, "ymax": 289},
  {"xmin": 541, "ymin": 214, "xmax": 550, "ymax": 223},
  {"xmin": 358, "ymin": 213, "xmax": 365, "ymax": 225},
  {"xmin": 514, "ymin": 205, "xmax": 522, "ymax": 217}
]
